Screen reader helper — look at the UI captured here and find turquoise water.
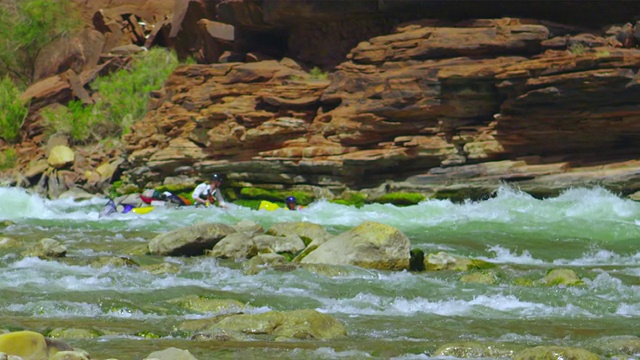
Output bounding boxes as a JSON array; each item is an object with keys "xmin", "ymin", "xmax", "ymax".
[{"xmin": 0, "ymin": 186, "xmax": 638, "ymax": 359}]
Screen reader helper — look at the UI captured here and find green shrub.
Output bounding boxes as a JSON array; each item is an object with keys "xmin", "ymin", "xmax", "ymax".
[
  {"xmin": 568, "ymin": 42, "xmax": 586, "ymax": 55},
  {"xmin": 41, "ymin": 100, "xmax": 98, "ymax": 144},
  {"xmin": 0, "ymin": 147, "xmax": 17, "ymax": 170},
  {"xmin": 0, "ymin": 0, "xmax": 80, "ymax": 85},
  {"xmin": 309, "ymin": 67, "xmax": 328, "ymax": 80},
  {"xmin": 91, "ymin": 48, "xmax": 181, "ymax": 136},
  {"xmin": 0, "ymin": 76, "xmax": 28, "ymax": 143}
]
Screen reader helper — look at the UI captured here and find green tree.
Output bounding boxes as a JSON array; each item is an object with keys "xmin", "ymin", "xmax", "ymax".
[{"xmin": 0, "ymin": 0, "xmax": 79, "ymax": 85}]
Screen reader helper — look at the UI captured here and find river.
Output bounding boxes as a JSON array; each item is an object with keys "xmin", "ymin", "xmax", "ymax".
[{"xmin": 0, "ymin": 185, "xmax": 638, "ymax": 359}]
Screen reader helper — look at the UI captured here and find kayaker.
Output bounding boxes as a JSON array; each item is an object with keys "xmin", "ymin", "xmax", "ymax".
[
  {"xmin": 192, "ymin": 173, "xmax": 227, "ymax": 208},
  {"xmin": 285, "ymin": 196, "xmax": 303, "ymax": 210}
]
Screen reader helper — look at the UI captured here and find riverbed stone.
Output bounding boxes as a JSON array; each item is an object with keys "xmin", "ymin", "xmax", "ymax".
[
  {"xmin": 0, "ymin": 331, "xmax": 49, "ymax": 360},
  {"xmin": 148, "ymin": 222, "xmax": 236, "ymax": 256},
  {"xmin": 206, "ymin": 232, "xmax": 257, "ymax": 259},
  {"xmin": 540, "ymin": 268, "xmax": 584, "ymax": 287},
  {"xmin": 589, "ymin": 335, "xmax": 640, "ymax": 357},
  {"xmin": 300, "ymin": 221, "xmax": 411, "ymax": 271},
  {"xmin": 242, "ymin": 253, "xmax": 297, "ymax": 275},
  {"xmin": 167, "ymin": 295, "xmax": 247, "ymax": 314},
  {"xmin": 47, "ymin": 145, "xmax": 75, "ymax": 169},
  {"xmin": 514, "ymin": 345, "xmax": 600, "ymax": 360},
  {"xmin": 209, "ymin": 309, "xmax": 347, "ymax": 340},
  {"xmin": 47, "ymin": 327, "xmax": 101, "ymax": 339},
  {"xmin": 434, "ymin": 341, "xmax": 525, "ymax": 358},
  {"xmin": 266, "ymin": 221, "xmax": 333, "ymax": 247},
  {"xmin": 232, "ymin": 219, "xmax": 265, "ymax": 237},
  {"xmin": 459, "ymin": 271, "xmax": 499, "ymax": 284},
  {"xmin": 144, "ymin": 347, "xmax": 198, "ymax": 360},
  {"xmin": 50, "ymin": 350, "xmax": 90, "ymax": 360},
  {"xmin": 22, "ymin": 238, "xmax": 67, "ymax": 258},
  {"xmin": 425, "ymin": 251, "xmax": 495, "ymax": 272},
  {"xmin": 0, "ymin": 237, "xmax": 19, "ymax": 249},
  {"xmin": 252, "ymin": 234, "xmax": 306, "ymax": 254}
]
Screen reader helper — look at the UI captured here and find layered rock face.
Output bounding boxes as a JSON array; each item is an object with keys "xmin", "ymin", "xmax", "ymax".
[
  {"xmin": 8, "ymin": 0, "xmax": 640, "ymax": 200},
  {"xmin": 123, "ymin": 16, "xmax": 640, "ymax": 199}
]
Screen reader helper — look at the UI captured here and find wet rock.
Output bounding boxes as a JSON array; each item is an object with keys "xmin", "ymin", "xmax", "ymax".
[
  {"xmin": 459, "ymin": 271, "xmax": 499, "ymax": 284},
  {"xmin": 425, "ymin": 251, "xmax": 496, "ymax": 272},
  {"xmin": 47, "ymin": 328, "xmax": 101, "ymax": 340},
  {"xmin": 266, "ymin": 221, "xmax": 332, "ymax": 247},
  {"xmin": 206, "ymin": 232, "xmax": 257, "ymax": 259},
  {"xmin": 514, "ymin": 345, "xmax": 600, "ymax": 360},
  {"xmin": 210, "ymin": 309, "xmax": 347, "ymax": 340},
  {"xmin": 540, "ymin": 268, "xmax": 584, "ymax": 287},
  {"xmin": 167, "ymin": 295, "xmax": 247, "ymax": 314},
  {"xmin": 0, "ymin": 331, "xmax": 51, "ymax": 360},
  {"xmin": 252, "ymin": 234, "xmax": 306, "ymax": 254},
  {"xmin": 143, "ymin": 347, "xmax": 198, "ymax": 360},
  {"xmin": 148, "ymin": 222, "xmax": 236, "ymax": 256},
  {"xmin": 301, "ymin": 221, "xmax": 411, "ymax": 271},
  {"xmin": 50, "ymin": 351, "xmax": 90, "ymax": 360},
  {"xmin": 242, "ymin": 253, "xmax": 293, "ymax": 275},
  {"xmin": 589, "ymin": 335, "xmax": 640, "ymax": 357},
  {"xmin": 23, "ymin": 238, "xmax": 67, "ymax": 258},
  {"xmin": 434, "ymin": 341, "xmax": 525, "ymax": 358}
]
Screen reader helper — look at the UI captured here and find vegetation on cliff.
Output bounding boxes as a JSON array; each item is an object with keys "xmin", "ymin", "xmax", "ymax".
[
  {"xmin": 0, "ymin": 0, "xmax": 80, "ymax": 86},
  {"xmin": 41, "ymin": 48, "xmax": 182, "ymax": 144}
]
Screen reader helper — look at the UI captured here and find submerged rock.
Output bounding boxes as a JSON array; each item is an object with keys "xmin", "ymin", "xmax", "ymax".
[
  {"xmin": 434, "ymin": 341, "xmax": 525, "ymax": 358},
  {"xmin": 144, "ymin": 347, "xmax": 198, "ymax": 360},
  {"xmin": 210, "ymin": 309, "xmax": 347, "ymax": 340},
  {"xmin": 22, "ymin": 238, "xmax": 67, "ymax": 258},
  {"xmin": 514, "ymin": 345, "xmax": 600, "ymax": 360},
  {"xmin": 540, "ymin": 268, "xmax": 584, "ymax": 287},
  {"xmin": 424, "ymin": 251, "xmax": 495, "ymax": 272}
]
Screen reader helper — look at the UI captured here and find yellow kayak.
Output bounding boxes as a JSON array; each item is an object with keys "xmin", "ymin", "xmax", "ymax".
[
  {"xmin": 131, "ymin": 206, "xmax": 154, "ymax": 214},
  {"xmin": 258, "ymin": 200, "xmax": 280, "ymax": 211}
]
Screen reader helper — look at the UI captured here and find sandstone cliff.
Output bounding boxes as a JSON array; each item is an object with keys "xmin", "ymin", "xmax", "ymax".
[{"xmin": 4, "ymin": 0, "xmax": 640, "ymax": 202}]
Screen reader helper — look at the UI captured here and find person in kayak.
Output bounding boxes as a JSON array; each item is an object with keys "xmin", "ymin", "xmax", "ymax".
[
  {"xmin": 192, "ymin": 173, "xmax": 227, "ymax": 208},
  {"xmin": 285, "ymin": 196, "xmax": 303, "ymax": 210}
]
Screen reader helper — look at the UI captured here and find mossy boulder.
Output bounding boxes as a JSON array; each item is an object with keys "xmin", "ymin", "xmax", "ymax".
[
  {"xmin": 207, "ymin": 232, "xmax": 258, "ymax": 259},
  {"xmin": 425, "ymin": 251, "xmax": 495, "ymax": 272},
  {"xmin": 589, "ymin": 335, "xmax": 640, "ymax": 357},
  {"xmin": 47, "ymin": 327, "xmax": 101, "ymax": 339},
  {"xmin": 266, "ymin": 221, "xmax": 332, "ymax": 247},
  {"xmin": 301, "ymin": 221, "xmax": 411, "ymax": 271},
  {"xmin": 22, "ymin": 238, "xmax": 67, "ymax": 258},
  {"xmin": 210, "ymin": 309, "xmax": 347, "ymax": 340},
  {"xmin": 434, "ymin": 341, "xmax": 525, "ymax": 358},
  {"xmin": 87, "ymin": 256, "xmax": 139, "ymax": 268},
  {"xmin": 373, "ymin": 192, "xmax": 426, "ymax": 206},
  {"xmin": 167, "ymin": 295, "xmax": 247, "ymax": 314},
  {"xmin": 459, "ymin": 271, "xmax": 499, "ymax": 284},
  {"xmin": 143, "ymin": 347, "xmax": 198, "ymax": 360},
  {"xmin": 148, "ymin": 222, "xmax": 236, "ymax": 256},
  {"xmin": 242, "ymin": 253, "xmax": 297, "ymax": 275},
  {"xmin": 0, "ymin": 330, "xmax": 72, "ymax": 360},
  {"xmin": 540, "ymin": 269, "xmax": 584, "ymax": 287},
  {"xmin": 514, "ymin": 345, "xmax": 600, "ymax": 360}
]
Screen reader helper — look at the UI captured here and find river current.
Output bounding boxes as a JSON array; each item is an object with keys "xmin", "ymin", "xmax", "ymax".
[{"xmin": 0, "ymin": 185, "xmax": 638, "ymax": 359}]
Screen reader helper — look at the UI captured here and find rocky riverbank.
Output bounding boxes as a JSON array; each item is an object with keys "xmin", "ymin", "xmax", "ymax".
[{"xmin": 3, "ymin": 1, "xmax": 640, "ymax": 204}]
